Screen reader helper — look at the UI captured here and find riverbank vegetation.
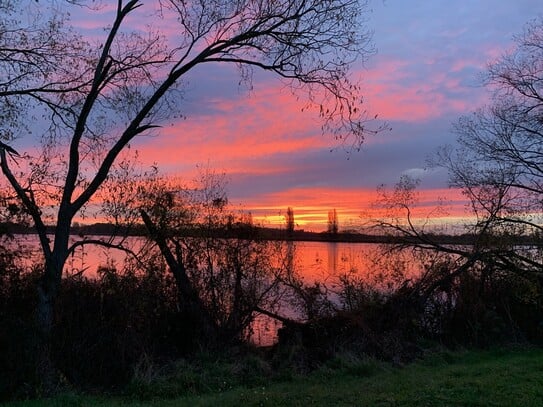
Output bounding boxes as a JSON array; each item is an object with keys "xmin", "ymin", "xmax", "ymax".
[{"xmin": 1, "ymin": 224, "xmax": 542, "ymax": 400}]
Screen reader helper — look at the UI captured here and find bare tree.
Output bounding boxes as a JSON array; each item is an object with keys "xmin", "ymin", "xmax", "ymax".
[
  {"xmin": 376, "ymin": 18, "xmax": 543, "ymax": 284},
  {"xmin": 370, "ymin": 20, "xmax": 543, "ymax": 344},
  {"xmin": 0, "ymin": 0, "xmax": 378, "ymax": 389},
  {"xmin": 432, "ymin": 17, "xmax": 543, "ymax": 273}
]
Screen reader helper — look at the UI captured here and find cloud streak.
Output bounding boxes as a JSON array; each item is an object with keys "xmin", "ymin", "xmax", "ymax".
[{"xmin": 62, "ymin": 1, "xmax": 542, "ymax": 231}]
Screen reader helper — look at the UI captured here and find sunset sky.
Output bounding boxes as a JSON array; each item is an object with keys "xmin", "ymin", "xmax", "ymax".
[{"xmin": 33, "ymin": 1, "xmax": 543, "ymax": 231}]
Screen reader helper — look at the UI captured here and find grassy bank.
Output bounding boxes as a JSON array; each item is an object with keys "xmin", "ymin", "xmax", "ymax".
[{"xmin": 7, "ymin": 347, "xmax": 543, "ymax": 406}]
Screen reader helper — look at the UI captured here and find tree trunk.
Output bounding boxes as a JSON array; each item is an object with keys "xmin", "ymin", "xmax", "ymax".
[
  {"xmin": 140, "ymin": 210, "xmax": 219, "ymax": 344},
  {"xmin": 34, "ymin": 251, "xmax": 65, "ymax": 395},
  {"xmin": 35, "ymin": 280, "xmax": 56, "ymax": 395}
]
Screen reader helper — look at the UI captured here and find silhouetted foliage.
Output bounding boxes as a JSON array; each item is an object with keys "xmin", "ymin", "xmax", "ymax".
[
  {"xmin": 0, "ymin": 0, "xmax": 379, "ymax": 393},
  {"xmin": 431, "ymin": 17, "xmax": 543, "ymax": 273},
  {"xmin": 285, "ymin": 207, "xmax": 295, "ymax": 237},
  {"xmin": 123, "ymin": 171, "xmax": 292, "ymax": 345},
  {"xmin": 365, "ymin": 18, "xmax": 543, "ymax": 358},
  {"xmin": 1, "ymin": 257, "xmax": 218, "ymax": 399},
  {"xmin": 327, "ymin": 208, "xmax": 339, "ymax": 235}
]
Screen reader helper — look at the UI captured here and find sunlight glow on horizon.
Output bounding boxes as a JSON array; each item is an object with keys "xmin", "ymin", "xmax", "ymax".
[{"xmin": 235, "ymin": 186, "xmax": 469, "ymax": 232}]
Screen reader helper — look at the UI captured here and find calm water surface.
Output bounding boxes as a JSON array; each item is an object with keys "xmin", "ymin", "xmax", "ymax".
[
  {"xmin": 12, "ymin": 235, "xmax": 415, "ymax": 345},
  {"xmin": 14, "ymin": 235, "xmax": 391, "ymax": 279}
]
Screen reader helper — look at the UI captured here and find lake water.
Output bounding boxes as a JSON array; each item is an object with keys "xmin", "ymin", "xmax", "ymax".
[
  {"xmin": 10, "ymin": 235, "xmax": 417, "ymax": 345},
  {"xmin": 250, "ymin": 241, "xmax": 420, "ymax": 345},
  {"xmin": 13, "ymin": 235, "xmax": 399, "ymax": 280}
]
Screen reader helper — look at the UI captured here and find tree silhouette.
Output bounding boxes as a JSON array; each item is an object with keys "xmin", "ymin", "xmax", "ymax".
[
  {"xmin": 286, "ymin": 207, "xmax": 295, "ymax": 236},
  {"xmin": 0, "ymin": 0, "xmax": 378, "ymax": 391},
  {"xmin": 328, "ymin": 208, "xmax": 338, "ymax": 234},
  {"xmin": 432, "ymin": 17, "xmax": 543, "ymax": 274},
  {"xmin": 373, "ymin": 20, "xmax": 543, "ymax": 342}
]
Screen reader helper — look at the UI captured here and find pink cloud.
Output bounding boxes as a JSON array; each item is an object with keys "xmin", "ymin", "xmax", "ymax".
[
  {"xmin": 133, "ymin": 83, "xmax": 330, "ymax": 171},
  {"xmin": 358, "ymin": 55, "xmax": 489, "ymax": 122}
]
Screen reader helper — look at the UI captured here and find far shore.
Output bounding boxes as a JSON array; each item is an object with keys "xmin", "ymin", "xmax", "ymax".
[{"xmin": 3, "ymin": 221, "xmax": 541, "ymax": 246}]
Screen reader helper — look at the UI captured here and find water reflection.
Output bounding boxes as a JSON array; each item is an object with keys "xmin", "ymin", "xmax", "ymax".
[
  {"xmin": 293, "ymin": 241, "xmax": 383, "ymax": 281},
  {"xmin": 249, "ymin": 241, "xmax": 393, "ymax": 345},
  {"xmin": 12, "ymin": 235, "xmax": 409, "ymax": 346},
  {"xmin": 14, "ymin": 235, "xmax": 387, "ymax": 281}
]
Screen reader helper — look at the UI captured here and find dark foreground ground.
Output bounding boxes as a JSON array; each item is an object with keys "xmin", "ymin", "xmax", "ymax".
[{"xmin": 6, "ymin": 347, "xmax": 543, "ymax": 406}]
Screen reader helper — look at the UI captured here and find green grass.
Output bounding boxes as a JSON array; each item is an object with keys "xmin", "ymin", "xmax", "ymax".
[{"xmin": 6, "ymin": 347, "xmax": 543, "ymax": 406}]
